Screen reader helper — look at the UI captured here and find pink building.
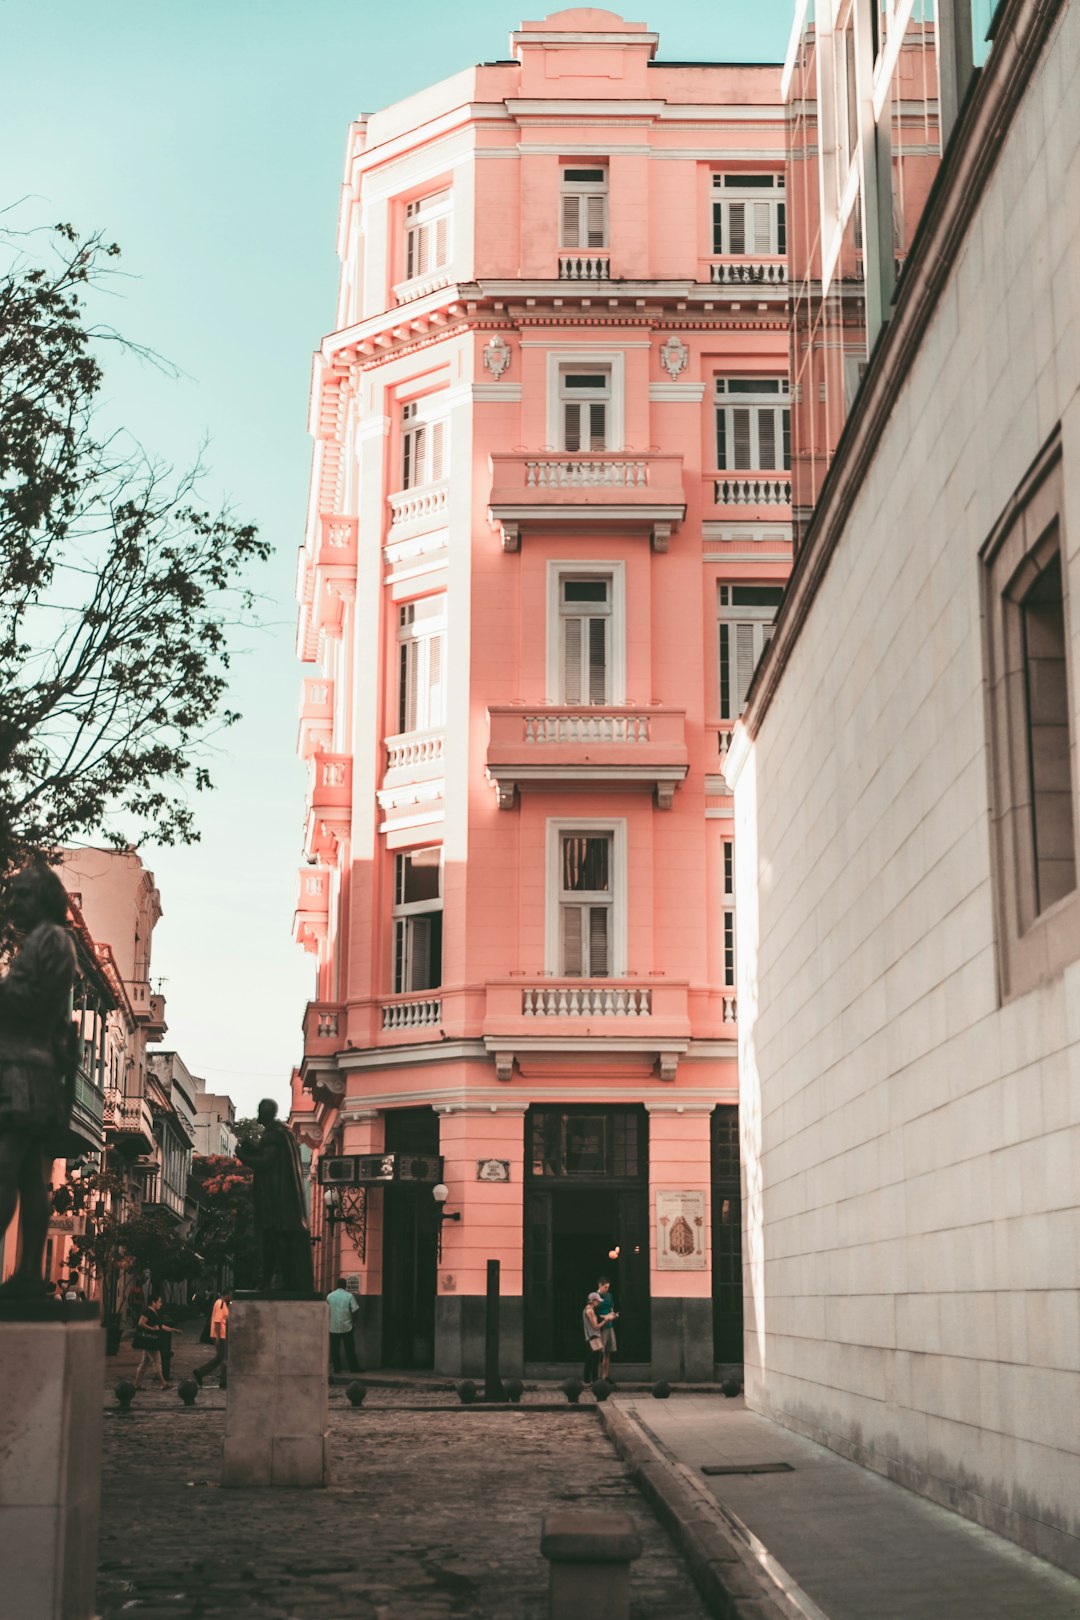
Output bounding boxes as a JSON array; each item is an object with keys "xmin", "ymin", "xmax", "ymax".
[{"xmin": 292, "ymin": 8, "xmax": 791, "ymax": 1378}]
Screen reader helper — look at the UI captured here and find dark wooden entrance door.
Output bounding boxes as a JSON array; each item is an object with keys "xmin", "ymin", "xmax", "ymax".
[
  {"xmin": 711, "ymin": 1105, "xmax": 743, "ymax": 1364},
  {"xmin": 381, "ymin": 1107, "xmax": 439, "ymax": 1369},
  {"xmin": 524, "ymin": 1106, "xmax": 650, "ymax": 1364}
]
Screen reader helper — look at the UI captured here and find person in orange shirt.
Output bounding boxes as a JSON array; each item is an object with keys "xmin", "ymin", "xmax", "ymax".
[{"xmin": 193, "ymin": 1291, "xmax": 230, "ymax": 1386}]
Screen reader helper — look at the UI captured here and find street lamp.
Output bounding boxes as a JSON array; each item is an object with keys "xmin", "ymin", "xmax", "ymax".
[{"xmin": 432, "ymin": 1183, "xmax": 459, "ymax": 1261}]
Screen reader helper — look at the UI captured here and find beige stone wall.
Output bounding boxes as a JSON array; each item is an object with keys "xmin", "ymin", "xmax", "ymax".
[{"xmin": 734, "ymin": 3, "xmax": 1080, "ymax": 1572}]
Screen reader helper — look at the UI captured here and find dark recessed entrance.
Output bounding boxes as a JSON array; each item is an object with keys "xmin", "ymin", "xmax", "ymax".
[
  {"xmin": 711, "ymin": 1105, "xmax": 743, "ymax": 1365},
  {"xmin": 524, "ymin": 1105, "xmax": 650, "ymax": 1364},
  {"xmin": 381, "ymin": 1107, "xmax": 439, "ymax": 1369}
]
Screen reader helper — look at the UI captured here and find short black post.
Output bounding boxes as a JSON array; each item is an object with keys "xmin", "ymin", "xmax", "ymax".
[{"xmin": 484, "ymin": 1258, "xmax": 502, "ymax": 1402}]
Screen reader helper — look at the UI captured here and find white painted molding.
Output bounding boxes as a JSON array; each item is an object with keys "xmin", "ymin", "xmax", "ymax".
[{"xmin": 649, "ymin": 383, "xmax": 707, "ymax": 403}]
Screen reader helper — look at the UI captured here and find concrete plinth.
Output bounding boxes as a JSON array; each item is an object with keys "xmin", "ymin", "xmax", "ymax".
[
  {"xmin": 0, "ymin": 1300, "xmax": 103, "ymax": 1620},
  {"xmin": 540, "ymin": 1510, "xmax": 642, "ymax": 1620},
  {"xmin": 222, "ymin": 1298, "xmax": 329, "ymax": 1488}
]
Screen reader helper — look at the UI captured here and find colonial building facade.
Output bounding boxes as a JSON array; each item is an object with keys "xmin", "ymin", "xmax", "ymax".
[
  {"xmin": 727, "ymin": 0, "xmax": 1080, "ymax": 1573},
  {"xmin": 291, "ymin": 7, "xmax": 790, "ymax": 1377}
]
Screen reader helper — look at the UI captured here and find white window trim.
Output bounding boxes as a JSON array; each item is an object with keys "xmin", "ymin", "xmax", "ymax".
[
  {"xmin": 545, "ymin": 818, "xmax": 628, "ymax": 979},
  {"xmin": 546, "ymin": 351, "xmax": 625, "ymax": 452},
  {"xmin": 546, "ymin": 560, "xmax": 626, "ymax": 705}
]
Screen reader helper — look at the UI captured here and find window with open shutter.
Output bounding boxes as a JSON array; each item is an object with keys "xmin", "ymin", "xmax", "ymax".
[
  {"xmin": 559, "ymin": 576, "xmax": 611, "ymax": 705},
  {"xmin": 401, "ymin": 399, "xmax": 449, "ymax": 490},
  {"xmin": 392, "ymin": 847, "xmax": 442, "ymax": 993},
  {"xmin": 560, "ymin": 167, "xmax": 608, "ymax": 249},
  {"xmin": 559, "ymin": 369, "xmax": 610, "ymax": 452},
  {"xmin": 715, "ymin": 378, "xmax": 790, "ymax": 471},
  {"xmin": 712, "ymin": 174, "xmax": 786, "ymax": 256},
  {"xmin": 397, "ymin": 596, "xmax": 447, "ymax": 733},
  {"xmin": 718, "ymin": 583, "xmax": 784, "ymax": 721},
  {"xmin": 559, "ymin": 833, "xmax": 613, "ymax": 977},
  {"xmin": 404, "ymin": 189, "xmax": 451, "ymax": 283}
]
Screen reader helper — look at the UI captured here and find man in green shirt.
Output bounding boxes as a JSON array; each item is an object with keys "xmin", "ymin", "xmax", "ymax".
[{"xmin": 326, "ymin": 1277, "xmax": 360, "ymax": 1373}]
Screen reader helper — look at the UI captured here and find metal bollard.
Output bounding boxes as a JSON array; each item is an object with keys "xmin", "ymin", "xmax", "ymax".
[{"xmin": 540, "ymin": 1510, "xmax": 642, "ymax": 1619}]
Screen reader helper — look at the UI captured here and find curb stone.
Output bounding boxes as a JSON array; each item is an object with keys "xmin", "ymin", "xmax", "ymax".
[{"xmin": 599, "ymin": 1402, "xmax": 814, "ymax": 1620}]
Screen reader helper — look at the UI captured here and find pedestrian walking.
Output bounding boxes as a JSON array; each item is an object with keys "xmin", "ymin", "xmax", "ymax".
[
  {"xmin": 582, "ymin": 1290, "xmax": 604, "ymax": 1383},
  {"xmin": 327, "ymin": 1277, "xmax": 360, "ymax": 1373},
  {"xmin": 132, "ymin": 1295, "xmax": 178, "ymax": 1390},
  {"xmin": 596, "ymin": 1276, "xmax": 619, "ymax": 1381},
  {"xmin": 193, "ymin": 1291, "xmax": 230, "ymax": 1386}
]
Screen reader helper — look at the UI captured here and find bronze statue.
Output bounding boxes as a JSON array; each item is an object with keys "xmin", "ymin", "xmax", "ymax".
[
  {"xmin": 0, "ymin": 864, "xmax": 77, "ymax": 1297},
  {"xmin": 236, "ymin": 1098, "xmax": 314, "ymax": 1294}
]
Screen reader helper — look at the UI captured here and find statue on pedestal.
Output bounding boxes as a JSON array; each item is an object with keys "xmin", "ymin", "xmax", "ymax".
[
  {"xmin": 236, "ymin": 1098, "xmax": 314, "ymax": 1294},
  {"xmin": 0, "ymin": 864, "xmax": 77, "ymax": 1297}
]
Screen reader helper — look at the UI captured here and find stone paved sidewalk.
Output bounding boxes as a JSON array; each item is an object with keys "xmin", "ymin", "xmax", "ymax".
[{"xmin": 97, "ymin": 1404, "xmax": 709, "ymax": 1618}]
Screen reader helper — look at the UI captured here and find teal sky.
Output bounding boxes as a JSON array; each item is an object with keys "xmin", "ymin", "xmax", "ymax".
[{"xmin": 0, "ymin": 0, "xmax": 791, "ymax": 1117}]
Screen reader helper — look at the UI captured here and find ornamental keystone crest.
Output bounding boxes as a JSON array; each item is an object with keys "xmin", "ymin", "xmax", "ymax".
[
  {"xmin": 659, "ymin": 335, "xmax": 689, "ymax": 380},
  {"xmin": 482, "ymin": 335, "xmax": 512, "ymax": 379}
]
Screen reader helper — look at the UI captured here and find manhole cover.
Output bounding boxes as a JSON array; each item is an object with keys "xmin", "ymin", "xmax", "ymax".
[{"xmin": 701, "ymin": 1462, "xmax": 795, "ymax": 1476}]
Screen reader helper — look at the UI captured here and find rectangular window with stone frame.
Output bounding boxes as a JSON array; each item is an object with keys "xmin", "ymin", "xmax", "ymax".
[
  {"xmin": 392, "ymin": 847, "xmax": 442, "ymax": 994},
  {"xmin": 981, "ymin": 431, "xmax": 1079, "ymax": 1001}
]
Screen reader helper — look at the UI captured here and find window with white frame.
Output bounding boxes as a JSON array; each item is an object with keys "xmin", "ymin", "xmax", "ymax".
[
  {"xmin": 718, "ymin": 584, "xmax": 784, "ymax": 721},
  {"xmin": 715, "ymin": 378, "xmax": 791, "ymax": 471},
  {"xmin": 397, "ymin": 595, "xmax": 446, "ymax": 734},
  {"xmin": 392, "ymin": 847, "xmax": 442, "ymax": 993},
  {"xmin": 558, "ymin": 832, "xmax": 613, "ymax": 977},
  {"xmin": 404, "ymin": 189, "xmax": 451, "ymax": 283},
  {"xmin": 558, "ymin": 575, "xmax": 611, "ymax": 705},
  {"xmin": 712, "ymin": 174, "xmax": 786, "ymax": 256},
  {"xmin": 559, "ymin": 367, "xmax": 610, "ymax": 452},
  {"xmin": 561, "ymin": 166, "xmax": 608, "ymax": 250},
  {"xmin": 401, "ymin": 398, "xmax": 447, "ymax": 490}
]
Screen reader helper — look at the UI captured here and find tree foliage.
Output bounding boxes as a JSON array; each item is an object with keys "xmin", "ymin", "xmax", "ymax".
[
  {"xmin": 0, "ymin": 221, "xmax": 269, "ymax": 872},
  {"xmin": 188, "ymin": 1152, "xmax": 260, "ymax": 1289}
]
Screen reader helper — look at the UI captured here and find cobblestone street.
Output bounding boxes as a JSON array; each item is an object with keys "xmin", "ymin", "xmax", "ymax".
[{"xmin": 97, "ymin": 1395, "xmax": 708, "ymax": 1618}]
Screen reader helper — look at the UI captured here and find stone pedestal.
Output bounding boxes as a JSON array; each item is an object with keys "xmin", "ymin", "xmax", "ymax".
[
  {"xmin": 540, "ymin": 1510, "xmax": 642, "ymax": 1620},
  {"xmin": 222, "ymin": 1298, "xmax": 329, "ymax": 1488},
  {"xmin": 0, "ymin": 1300, "xmax": 103, "ymax": 1620}
]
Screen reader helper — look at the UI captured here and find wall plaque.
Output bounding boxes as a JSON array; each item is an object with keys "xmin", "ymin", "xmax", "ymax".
[
  {"xmin": 476, "ymin": 1159, "xmax": 510, "ymax": 1182},
  {"xmin": 655, "ymin": 1190, "xmax": 707, "ymax": 1270}
]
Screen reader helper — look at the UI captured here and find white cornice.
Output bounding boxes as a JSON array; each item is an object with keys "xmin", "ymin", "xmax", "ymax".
[{"xmin": 650, "ymin": 383, "xmax": 707, "ymax": 402}]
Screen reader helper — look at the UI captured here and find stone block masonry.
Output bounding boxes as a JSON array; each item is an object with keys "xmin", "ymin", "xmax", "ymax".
[{"xmin": 222, "ymin": 1298, "xmax": 329, "ymax": 1488}]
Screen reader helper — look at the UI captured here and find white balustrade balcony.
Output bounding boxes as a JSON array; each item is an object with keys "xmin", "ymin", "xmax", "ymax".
[
  {"xmin": 488, "ymin": 451, "xmax": 685, "ymax": 552},
  {"xmin": 303, "ymin": 1001, "xmax": 344, "ymax": 1056},
  {"xmin": 708, "ymin": 257, "xmax": 788, "ymax": 286},
  {"xmin": 381, "ymin": 995, "xmax": 442, "ymax": 1032},
  {"xmin": 387, "ymin": 480, "xmax": 449, "ymax": 537},
  {"xmin": 557, "ymin": 252, "xmax": 611, "ymax": 281},
  {"xmin": 713, "ymin": 475, "xmax": 792, "ymax": 508},
  {"xmin": 486, "ymin": 705, "xmax": 688, "ymax": 808},
  {"xmin": 522, "ymin": 984, "xmax": 652, "ymax": 1017}
]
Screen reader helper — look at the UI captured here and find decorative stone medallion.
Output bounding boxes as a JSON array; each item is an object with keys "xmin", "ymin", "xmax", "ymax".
[
  {"xmin": 482, "ymin": 335, "xmax": 512, "ymax": 379},
  {"xmin": 659, "ymin": 335, "xmax": 689, "ymax": 380}
]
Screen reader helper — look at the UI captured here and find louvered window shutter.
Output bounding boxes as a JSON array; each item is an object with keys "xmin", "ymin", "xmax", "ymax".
[
  {"xmin": 758, "ymin": 411, "xmax": 777, "ymax": 469},
  {"xmin": 564, "ymin": 401, "xmax": 582, "ymax": 452},
  {"xmin": 564, "ymin": 617, "xmax": 583, "ymax": 703},
  {"xmin": 588, "ymin": 617, "xmax": 607, "ymax": 704},
  {"xmin": 401, "ymin": 642, "xmax": 418, "ymax": 733},
  {"xmin": 589, "ymin": 402, "xmax": 606, "ymax": 451},
  {"xmin": 394, "ymin": 919, "xmax": 406, "ymax": 994},
  {"xmin": 410, "ymin": 916, "xmax": 432, "ymax": 991},
  {"xmin": 435, "ymin": 214, "xmax": 449, "ymax": 268},
  {"xmin": 782, "ymin": 409, "xmax": 791, "ymax": 469},
  {"xmin": 712, "ymin": 203, "xmax": 723, "ymax": 255},
  {"xmin": 732, "ymin": 409, "xmax": 751, "ymax": 469},
  {"xmin": 430, "ymin": 420, "xmax": 445, "ymax": 481},
  {"xmin": 735, "ymin": 623, "xmax": 757, "ymax": 708},
  {"xmin": 728, "ymin": 203, "xmax": 745, "ymax": 255},
  {"xmin": 562, "ymin": 194, "xmax": 581, "ymax": 248},
  {"xmin": 753, "ymin": 202, "xmax": 771, "ymax": 253},
  {"xmin": 562, "ymin": 907, "xmax": 583, "ymax": 976},
  {"xmin": 586, "ymin": 194, "xmax": 605, "ymax": 248},
  {"xmin": 719, "ymin": 622, "xmax": 732, "ymax": 718},
  {"xmin": 427, "ymin": 633, "xmax": 445, "ymax": 727},
  {"xmin": 777, "ymin": 202, "xmax": 786, "ymax": 255},
  {"xmin": 406, "ymin": 227, "xmax": 417, "ymax": 280},
  {"xmin": 716, "ymin": 410, "xmax": 727, "ymax": 469},
  {"xmin": 588, "ymin": 908, "xmax": 609, "ymax": 977}
]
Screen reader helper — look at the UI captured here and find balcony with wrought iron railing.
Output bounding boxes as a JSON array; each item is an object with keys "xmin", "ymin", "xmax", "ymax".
[
  {"xmin": 103, "ymin": 1089, "xmax": 156, "ymax": 1153},
  {"xmin": 486, "ymin": 705, "xmax": 688, "ymax": 809},
  {"xmin": 488, "ymin": 451, "xmax": 685, "ymax": 552},
  {"xmin": 707, "ymin": 256, "xmax": 788, "ymax": 287}
]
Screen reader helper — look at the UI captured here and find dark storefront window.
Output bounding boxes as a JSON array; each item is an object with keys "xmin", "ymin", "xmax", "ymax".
[{"xmin": 530, "ymin": 1108, "xmax": 643, "ymax": 1181}]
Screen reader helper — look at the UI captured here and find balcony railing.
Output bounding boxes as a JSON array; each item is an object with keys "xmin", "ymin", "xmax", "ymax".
[
  {"xmin": 384, "ymin": 730, "xmax": 445, "ymax": 772},
  {"xmin": 558, "ymin": 253, "xmax": 610, "ymax": 281},
  {"xmin": 489, "ymin": 451, "xmax": 685, "ymax": 551},
  {"xmin": 387, "ymin": 480, "xmax": 449, "ymax": 532},
  {"xmin": 382, "ymin": 995, "xmax": 442, "ymax": 1032},
  {"xmin": 522, "ymin": 984, "xmax": 652, "ymax": 1017},
  {"xmin": 709, "ymin": 257, "xmax": 788, "ymax": 286},
  {"xmin": 302, "ymin": 1001, "xmax": 344, "ymax": 1058},
  {"xmin": 487, "ymin": 705, "xmax": 688, "ymax": 808},
  {"xmin": 103, "ymin": 1090, "xmax": 155, "ymax": 1149},
  {"xmin": 714, "ymin": 476, "xmax": 792, "ymax": 507}
]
